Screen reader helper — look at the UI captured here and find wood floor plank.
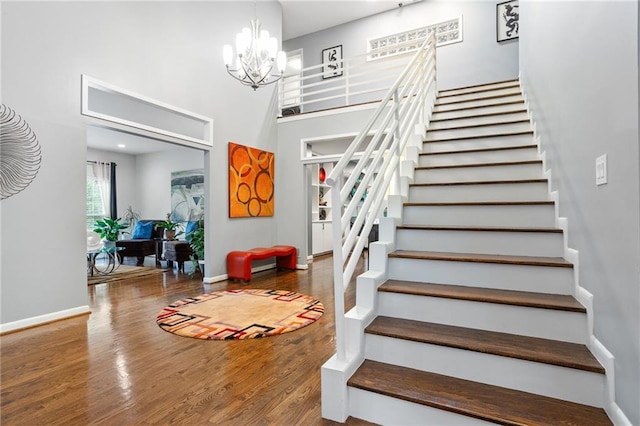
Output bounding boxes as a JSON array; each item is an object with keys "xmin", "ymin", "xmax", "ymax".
[
  {"xmin": 0, "ymin": 256, "xmax": 366, "ymax": 425},
  {"xmin": 348, "ymin": 360, "xmax": 612, "ymax": 426}
]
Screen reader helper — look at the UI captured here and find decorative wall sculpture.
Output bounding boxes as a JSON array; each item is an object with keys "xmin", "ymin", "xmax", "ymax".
[
  {"xmin": 228, "ymin": 142, "xmax": 274, "ymax": 218},
  {"xmin": 0, "ymin": 104, "xmax": 42, "ymax": 200},
  {"xmin": 171, "ymin": 169, "xmax": 205, "ymax": 222}
]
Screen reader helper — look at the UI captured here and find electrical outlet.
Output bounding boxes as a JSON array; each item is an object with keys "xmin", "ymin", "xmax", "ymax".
[{"xmin": 596, "ymin": 154, "xmax": 607, "ymax": 186}]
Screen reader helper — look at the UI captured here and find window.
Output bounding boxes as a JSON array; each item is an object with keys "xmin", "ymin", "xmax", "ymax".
[
  {"xmin": 281, "ymin": 49, "xmax": 303, "ymax": 115},
  {"xmin": 367, "ymin": 16, "xmax": 463, "ymax": 61},
  {"xmin": 86, "ymin": 164, "xmax": 105, "ymax": 230}
]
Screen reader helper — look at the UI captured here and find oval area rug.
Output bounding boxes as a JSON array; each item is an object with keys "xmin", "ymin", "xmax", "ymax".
[{"xmin": 156, "ymin": 289, "xmax": 324, "ymax": 340}]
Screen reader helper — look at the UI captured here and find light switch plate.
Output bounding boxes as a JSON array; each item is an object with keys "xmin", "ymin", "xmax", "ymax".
[{"xmin": 596, "ymin": 154, "xmax": 607, "ymax": 186}]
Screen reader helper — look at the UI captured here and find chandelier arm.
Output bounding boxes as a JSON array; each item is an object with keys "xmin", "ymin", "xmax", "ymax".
[{"xmin": 226, "ymin": 66, "xmax": 258, "ymax": 87}]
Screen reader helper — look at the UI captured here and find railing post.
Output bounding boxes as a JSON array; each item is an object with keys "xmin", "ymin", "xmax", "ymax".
[
  {"xmin": 329, "ymin": 171, "xmax": 346, "ymax": 362},
  {"xmin": 390, "ymin": 89, "xmax": 401, "ymax": 196},
  {"xmin": 344, "ymin": 57, "xmax": 350, "ymax": 106}
]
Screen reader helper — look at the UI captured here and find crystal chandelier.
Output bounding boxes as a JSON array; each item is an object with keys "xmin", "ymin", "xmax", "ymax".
[{"xmin": 223, "ymin": 9, "xmax": 287, "ymax": 91}]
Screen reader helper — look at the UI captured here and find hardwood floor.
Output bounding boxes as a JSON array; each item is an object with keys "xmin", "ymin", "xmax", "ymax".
[{"xmin": 1, "ymin": 256, "xmax": 372, "ymax": 425}]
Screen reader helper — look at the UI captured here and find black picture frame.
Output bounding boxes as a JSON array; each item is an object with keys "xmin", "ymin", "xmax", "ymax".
[
  {"xmin": 497, "ymin": 0, "xmax": 519, "ymax": 42},
  {"xmin": 322, "ymin": 45, "xmax": 343, "ymax": 79}
]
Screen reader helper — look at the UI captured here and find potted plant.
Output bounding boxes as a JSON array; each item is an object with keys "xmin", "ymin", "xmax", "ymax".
[
  {"xmin": 189, "ymin": 225, "xmax": 205, "ymax": 276},
  {"xmin": 155, "ymin": 213, "xmax": 184, "ymax": 240},
  {"xmin": 93, "ymin": 217, "xmax": 128, "ymax": 247}
]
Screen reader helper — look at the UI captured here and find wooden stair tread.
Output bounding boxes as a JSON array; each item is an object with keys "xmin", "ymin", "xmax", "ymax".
[
  {"xmin": 430, "ymin": 108, "xmax": 527, "ymax": 122},
  {"xmin": 435, "ymin": 92, "xmax": 522, "ymax": 107},
  {"xmin": 416, "ymin": 159, "xmax": 541, "ymax": 170},
  {"xmin": 348, "ymin": 360, "xmax": 612, "ymax": 425},
  {"xmin": 389, "ymin": 250, "xmax": 573, "ymax": 268},
  {"xmin": 397, "ymin": 224, "xmax": 562, "ymax": 234},
  {"xmin": 420, "ymin": 144, "xmax": 537, "ymax": 155},
  {"xmin": 410, "ymin": 178, "xmax": 547, "ymax": 187},
  {"xmin": 427, "ymin": 118, "xmax": 530, "ymax": 132},
  {"xmin": 425, "ymin": 130, "xmax": 533, "ymax": 143},
  {"xmin": 404, "ymin": 200, "xmax": 554, "ymax": 206},
  {"xmin": 379, "ymin": 280, "xmax": 584, "ymax": 312},
  {"xmin": 437, "ymin": 79, "xmax": 519, "ymax": 94},
  {"xmin": 366, "ymin": 317, "xmax": 603, "ymax": 373},
  {"xmin": 433, "ymin": 99, "xmax": 525, "ymax": 114}
]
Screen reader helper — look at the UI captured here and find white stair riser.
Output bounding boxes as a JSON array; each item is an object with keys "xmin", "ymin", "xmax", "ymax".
[
  {"xmin": 403, "ymin": 204, "xmax": 556, "ymax": 227},
  {"xmin": 414, "ymin": 163, "xmax": 543, "ymax": 183},
  {"xmin": 429, "ymin": 111, "xmax": 529, "ymax": 130},
  {"xmin": 432, "ymin": 102, "xmax": 526, "ymax": 121},
  {"xmin": 387, "ymin": 257, "xmax": 574, "ymax": 294},
  {"xmin": 365, "ymin": 335, "xmax": 605, "ymax": 407},
  {"xmin": 378, "ymin": 292, "xmax": 587, "ymax": 344},
  {"xmin": 425, "ymin": 122, "xmax": 532, "ymax": 141},
  {"xmin": 349, "ymin": 387, "xmax": 495, "ymax": 426},
  {"xmin": 434, "ymin": 94, "xmax": 523, "ymax": 111},
  {"xmin": 419, "ymin": 147, "xmax": 538, "ymax": 167},
  {"xmin": 437, "ymin": 87, "xmax": 522, "ymax": 104},
  {"xmin": 423, "ymin": 134, "xmax": 534, "ymax": 153},
  {"xmin": 395, "ymin": 228, "xmax": 564, "ymax": 257},
  {"xmin": 439, "ymin": 81, "xmax": 520, "ymax": 97},
  {"xmin": 409, "ymin": 182, "xmax": 549, "ymax": 203}
]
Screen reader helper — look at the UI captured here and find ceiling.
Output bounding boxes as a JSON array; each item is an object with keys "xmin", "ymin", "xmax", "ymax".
[
  {"xmin": 87, "ymin": 0, "xmax": 410, "ymax": 155},
  {"xmin": 280, "ymin": 0, "xmax": 405, "ymax": 41}
]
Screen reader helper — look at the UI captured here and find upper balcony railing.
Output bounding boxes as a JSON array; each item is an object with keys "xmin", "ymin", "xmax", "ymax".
[{"xmin": 278, "ymin": 37, "xmax": 433, "ymax": 115}]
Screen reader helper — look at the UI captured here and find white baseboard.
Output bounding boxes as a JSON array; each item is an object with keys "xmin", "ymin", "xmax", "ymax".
[
  {"xmin": 590, "ymin": 336, "xmax": 632, "ymax": 426},
  {"xmin": 296, "ymin": 263, "xmax": 309, "ymax": 270},
  {"xmin": 0, "ymin": 305, "xmax": 91, "ymax": 334},
  {"xmin": 203, "ymin": 274, "xmax": 227, "ymax": 284}
]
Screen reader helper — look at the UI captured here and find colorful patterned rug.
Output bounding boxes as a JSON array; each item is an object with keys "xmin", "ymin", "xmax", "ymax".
[{"xmin": 156, "ymin": 289, "xmax": 324, "ymax": 340}]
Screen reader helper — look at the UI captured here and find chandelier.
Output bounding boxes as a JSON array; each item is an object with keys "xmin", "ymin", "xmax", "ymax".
[{"xmin": 223, "ymin": 11, "xmax": 287, "ymax": 91}]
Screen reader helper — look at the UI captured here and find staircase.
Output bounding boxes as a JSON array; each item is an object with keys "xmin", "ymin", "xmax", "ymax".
[{"xmin": 343, "ymin": 80, "xmax": 613, "ymax": 425}]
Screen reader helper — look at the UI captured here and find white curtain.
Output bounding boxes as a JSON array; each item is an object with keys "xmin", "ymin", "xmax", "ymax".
[{"xmin": 93, "ymin": 161, "xmax": 111, "ymax": 218}]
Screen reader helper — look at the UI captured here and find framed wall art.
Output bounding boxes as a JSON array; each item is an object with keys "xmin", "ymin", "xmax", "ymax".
[
  {"xmin": 228, "ymin": 142, "xmax": 274, "ymax": 218},
  {"xmin": 497, "ymin": 0, "xmax": 519, "ymax": 42},
  {"xmin": 322, "ymin": 45, "xmax": 343, "ymax": 79}
]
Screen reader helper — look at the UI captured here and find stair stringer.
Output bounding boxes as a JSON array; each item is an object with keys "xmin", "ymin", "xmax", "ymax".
[
  {"xmin": 521, "ymin": 80, "xmax": 632, "ymax": 426},
  {"xmin": 321, "ymin": 239, "xmax": 396, "ymax": 422}
]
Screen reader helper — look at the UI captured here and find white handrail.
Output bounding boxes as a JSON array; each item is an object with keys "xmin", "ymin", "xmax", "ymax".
[{"xmin": 324, "ymin": 32, "xmax": 437, "ymax": 362}]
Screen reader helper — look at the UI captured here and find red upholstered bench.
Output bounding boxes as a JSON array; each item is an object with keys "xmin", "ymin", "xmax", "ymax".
[{"xmin": 226, "ymin": 245, "xmax": 297, "ymax": 281}]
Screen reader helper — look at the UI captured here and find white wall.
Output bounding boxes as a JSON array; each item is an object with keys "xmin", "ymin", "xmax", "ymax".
[
  {"xmin": 1, "ymin": 1, "xmax": 283, "ymax": 325},
  {"xmin": 277, "ymin": 107, "xmax": 379, "ymax": 264},
  {"xmin": 283, "ymin": 0, "xmax": 519, "ymax": 91},
  {"xmin": 136, "ymin": 148, "xmax": 204, "ymax": 220},
  {"xmin": 519, "ymin": 1, "xmax": 639, "ymax": 424}
]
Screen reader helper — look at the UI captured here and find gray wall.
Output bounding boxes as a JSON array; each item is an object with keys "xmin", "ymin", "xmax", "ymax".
[
  {"xmin": 519, "ymin": 1, "xmax": 639, "ymax": 424},
  {"xmin": 276, "ymin": 108, "xmax": 379, "ymax": 263},
  {"xmin": 283, "ymin": 0, "xmax": 519, "ymax": 91},
  {"xmin": 135, "ymin": 148, "xmax": 204, "ymax": 220},
  {"xmin": 1, "ymin": 1, "xmax": 282, "ymax": 325}
]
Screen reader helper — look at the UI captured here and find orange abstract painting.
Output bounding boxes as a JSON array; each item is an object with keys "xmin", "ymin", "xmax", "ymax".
[{"xmin": 228, "ymin": 142, "xmax": 274, "ymax": 217}]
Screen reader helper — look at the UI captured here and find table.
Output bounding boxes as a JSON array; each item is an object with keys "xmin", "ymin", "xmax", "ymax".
[
  {"xmin": 155, "ymin": 238, "xmax": 176, "ymax": 266},
  {"xmin": 87, "ymin": 246, "xmax": 125, "ymax": 276}
]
